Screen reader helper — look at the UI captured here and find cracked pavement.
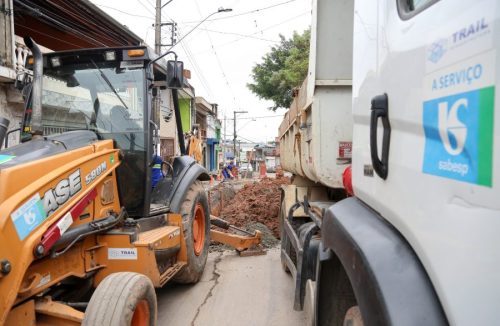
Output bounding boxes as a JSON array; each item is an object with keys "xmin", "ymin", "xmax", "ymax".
[{"xmin": 156, "ymin": 248, "xmax": 307, "ymax": 326}]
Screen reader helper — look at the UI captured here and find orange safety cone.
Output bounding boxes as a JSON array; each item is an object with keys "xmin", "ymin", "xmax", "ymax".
[{"xmin": 259, "ymin": 162, "xmax": 267, "ymax": 178}]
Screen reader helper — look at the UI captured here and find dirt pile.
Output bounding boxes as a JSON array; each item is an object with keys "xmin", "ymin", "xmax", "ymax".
[
  {"xmin": 209, "ymin": 183, "xmax": 237, "ymax": 216},
  {"xmin": 218, "ymin": 177, "xmax": 290, "ymax": 238}
]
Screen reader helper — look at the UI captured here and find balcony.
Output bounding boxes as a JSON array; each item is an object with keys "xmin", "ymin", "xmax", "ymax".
[
  {"xmin": 200, "ymin": 128, "xmax": 207, "ymax": 140},
  {"xmin": 0, "ymin": 36, "xmax": 52, "ymax": 83}
]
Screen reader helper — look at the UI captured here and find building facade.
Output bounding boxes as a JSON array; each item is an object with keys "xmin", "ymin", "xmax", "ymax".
[{"xmin": 194, "ymin": 97, "xmax": 220, "ymax": 172}]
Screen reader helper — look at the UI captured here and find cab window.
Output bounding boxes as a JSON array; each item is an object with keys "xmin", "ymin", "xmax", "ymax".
[{"xmin": 398, "ymin": 0, "xmax": 439, "ymax": 20}]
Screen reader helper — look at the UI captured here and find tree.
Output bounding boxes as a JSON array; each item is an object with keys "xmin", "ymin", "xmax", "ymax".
[{"xmin": 248, "ymin": 29, "xmax": 310, "ymax": 111}]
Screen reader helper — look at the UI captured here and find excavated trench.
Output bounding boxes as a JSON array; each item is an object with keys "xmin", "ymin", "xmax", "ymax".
[{"xmin": 207, "ymin": 177, "xmax": 290, "ymax": 249}]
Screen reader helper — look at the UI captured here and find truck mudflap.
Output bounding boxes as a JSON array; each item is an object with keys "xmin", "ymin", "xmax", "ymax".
[
  {"xmin": 319, "ymin": 197, "xmax": 448, "ymax": 325},
  {"xmin": 281, "ymin": 198, "xmax": 324, "ymax": 311}
]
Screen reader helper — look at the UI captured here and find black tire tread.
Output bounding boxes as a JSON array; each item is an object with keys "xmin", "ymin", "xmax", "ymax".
[{"xmin": 174, "ymin": 180, "xmax": 210, "ymax": 283}]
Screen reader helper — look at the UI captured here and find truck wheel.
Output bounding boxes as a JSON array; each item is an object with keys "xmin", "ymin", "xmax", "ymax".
[
  {"xmin": 82, "ymin": 272, "xmax": 156, "ymax": 326},
  {"xmin": 316, "ymin": 254, "xmax": 357, "ymax": 325},
  {"xmin": 174, "ymin": 180, "xmax": 210, "ymax": 283}
]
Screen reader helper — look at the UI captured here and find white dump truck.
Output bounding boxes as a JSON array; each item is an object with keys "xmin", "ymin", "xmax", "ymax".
[{"xmin": 278, "ymin": 0, "xmax": 499, "ymax": 325}]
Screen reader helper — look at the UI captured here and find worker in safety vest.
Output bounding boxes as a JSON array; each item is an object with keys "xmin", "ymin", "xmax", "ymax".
[
  {"xmin": 222, "ymin": 161, "xmax": 234, "ymax": 181},
  {"xmin": 151, "ymin": 155, "xmax": 163, "ymax": 188}
]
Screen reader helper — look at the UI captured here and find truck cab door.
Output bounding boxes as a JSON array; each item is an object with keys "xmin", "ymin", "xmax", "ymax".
[{"xmin": 352, "ymin": 0, "xmax": 500, "ymax": 324}]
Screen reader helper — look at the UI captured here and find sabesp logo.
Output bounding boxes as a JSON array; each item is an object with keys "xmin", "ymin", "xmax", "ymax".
[
  {"xmin": 422, "ymin": 87, "xmax": 495, "ymax": 187},
  {"xmin": 437, "ymin": 98, "xmax": 468, "ymax": 155}
]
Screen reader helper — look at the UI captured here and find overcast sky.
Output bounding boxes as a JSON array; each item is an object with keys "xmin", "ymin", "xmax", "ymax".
[{"xmin": 89, "ymin": 0, "xmax": 312, "ymax": 143}]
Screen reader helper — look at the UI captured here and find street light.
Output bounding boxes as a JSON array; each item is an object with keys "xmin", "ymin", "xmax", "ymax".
[
  {"xmin": 166, "ymin": 7, "xmax": 232, "ymax": 52},
  {"xmin": 233, "ymin": 110, "xmax": 248, "ymax": 164}
]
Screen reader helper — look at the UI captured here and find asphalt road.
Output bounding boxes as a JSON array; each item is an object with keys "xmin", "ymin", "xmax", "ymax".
[{"xmin": 156, "ymin": 248, "xmax": 306, "ymax": 326}]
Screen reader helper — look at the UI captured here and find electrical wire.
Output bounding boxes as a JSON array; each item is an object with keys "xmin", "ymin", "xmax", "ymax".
[
  {"xmin": 93, "ymin": 4, "xmax": 154, "ymax": 19},
  {"xmin": 179, "ymin": 38, "xmax": 214, "ymax": 98},
  {"xmin": 194, "ymin": 11, "xmax": 310, "ymax": 54},
  {"xmin": 144, "ymin": 0, "xmax": 156, "ymax": 9},
  {"xmin": 136, "ymin": 0, "xmax": 155, "ymax": 16},
  {"xmin": 161, "ymin": 7, "xmax": 215, "ymax": 99},
  {"xmin": 45, "ymin": 0, "xmax": 131, "ymax": 45},
  {"xmin": 181, "ymin": 0, "xmax": 299, "ymax": 24},
  {"xmin": 192, "ymin": 0, "xmax": 237, "ymax": 107},
  {"xmin": 198, "ymin": 28, "xmax": 279, "ymax": 43},
  {"xmin": 180, "ymin": 33, "xmax": 213, "ymax": 95},
  {"xmin": 226, "ymin": 114, "xmax": 284, "ymax": 120},
  {"xmin": 236, "ymin": 134, "xmax": 269, "ymax": 144},
  {"xmin": 15, "ymin": 23, "xmax": 84, "ymax": 48},
  {"xmin": 15, "ymin": 0, "xmax": 107, "ymax": 47}
]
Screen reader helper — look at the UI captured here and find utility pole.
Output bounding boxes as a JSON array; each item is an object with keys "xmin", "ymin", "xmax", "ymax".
[
  {"xmin": 155, "ymin": 0, "xmax": 161, "ymax": 54},
  {"xmin": 233, "ymin": 110, "xmax": 247, "ymax": 165},
  {"xmin": 223, "ymin": 115, "xmax": 226, "ymax": 163}
]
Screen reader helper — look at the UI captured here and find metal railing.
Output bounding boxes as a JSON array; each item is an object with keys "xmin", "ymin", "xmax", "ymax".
[{"xmin": 13, "ymin": 36, "xmax": 52, "ymax": 74}]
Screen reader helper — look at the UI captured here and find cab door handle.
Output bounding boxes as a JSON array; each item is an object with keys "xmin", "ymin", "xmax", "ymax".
[{"xmin": 370, "ymin": 93, "xmax": 391, "ymax": 179}]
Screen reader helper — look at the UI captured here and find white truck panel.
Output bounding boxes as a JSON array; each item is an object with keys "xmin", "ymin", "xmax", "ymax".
[
  {"xmin": 353, "ymin": 0, "xmax": 500, "ymax": 324},
  {"xmin": 279, "ymin": 0, "xmax": 353, "ymax": 188}
]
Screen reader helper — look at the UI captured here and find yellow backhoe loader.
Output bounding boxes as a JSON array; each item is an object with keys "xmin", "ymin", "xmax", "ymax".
[{"xmin": 0, "ymin": 37, "xmax": 259, "ymax": 325}]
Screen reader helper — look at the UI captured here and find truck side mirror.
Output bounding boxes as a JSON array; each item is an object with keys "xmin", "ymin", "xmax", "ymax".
[{"xmin": 166, "ymin": 60, "xmax": 184, "ymax": 89}]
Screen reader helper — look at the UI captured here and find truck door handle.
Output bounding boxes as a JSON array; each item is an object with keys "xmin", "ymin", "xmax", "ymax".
[{"xmin": 370, "ymin": 94, "xmax": 391, "ymax": 179}]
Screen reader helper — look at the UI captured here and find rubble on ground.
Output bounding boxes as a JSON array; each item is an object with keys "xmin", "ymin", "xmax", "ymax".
[
  {"xmin": 208, "ymin": 182, "xmax": 237, "ymax": 216},
  {"xmin": 217, "ymin": 176, "xmax": 290, "ymax": 239}
]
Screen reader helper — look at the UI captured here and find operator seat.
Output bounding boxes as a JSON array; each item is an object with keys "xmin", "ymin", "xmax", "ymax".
[{"xmin": 110, "ymin": 105, "xmax": 130, "ymax": 132}]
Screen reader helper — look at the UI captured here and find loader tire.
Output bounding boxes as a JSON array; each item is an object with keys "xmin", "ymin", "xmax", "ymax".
[
  {"xmin": 174, "ymin": 180, "xmax": 210, "ymax": 283},
  {"xmin": 82, "ymin": 272, "xmax": 156, "ymax": 326}
]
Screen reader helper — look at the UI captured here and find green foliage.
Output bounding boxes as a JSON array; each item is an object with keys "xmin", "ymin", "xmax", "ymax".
[{"xmin": 248, "ymin": 29, "xmax": 310, "ymax": 111}]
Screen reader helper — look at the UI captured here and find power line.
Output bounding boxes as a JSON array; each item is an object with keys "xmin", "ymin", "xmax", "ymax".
[
  {"xmin": 226, "ymin": 114, "xmax": 284, "ymax": 120},
  {"xmin": 178, "ymin": 33, "xmax": 215, "ymax": 98},
  {"xmin": 16, "ymin": 0, "xmax": 107, "ymax": 47},
  {"xmin": 141, "ymin": 0, "xmax": 156, "ymax": 10},
  {"xmin": 15, "ymin": 23, "xmax": 84, "ymax": 48},
  {"xmin": 199, "ymin": 28, "xmax": 279, "ymax": 43},
  {"xmin": 157, "ymin": 7, "xmax": 215, "ymax": 97},
  {"xmin": 94, "ymin": 4, "xmax": 154, "ymax": 19},
  {"xmin": 181, "ymin": 0, "xmax": 299, "ymax": 24},
  {"xmin": 237, "ymin": 134, "xmax": 269, "ymax": 144},
  {"xmin": 136, "ymin": 0, "xmax": 155, "ymax": 16},
  {"xmin": 192, "ymin": 0, "xmax": 237, "ymax": 107},
  {"xmin": 194, "ymin": 11, "xmax": 310, "ymax": 54}
]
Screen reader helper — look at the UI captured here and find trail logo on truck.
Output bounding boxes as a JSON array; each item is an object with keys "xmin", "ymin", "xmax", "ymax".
[
  {"xmin": 108, "ymin": 248, "xmax": 138, "ymax": 260},
  {"xmin": 422, "ymin": 87, "xmax": 495, "ymax": 186}
]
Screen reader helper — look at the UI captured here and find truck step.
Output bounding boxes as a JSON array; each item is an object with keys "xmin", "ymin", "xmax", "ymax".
[
  {"xmin": 134, "ymin": 226, "xmax": 181, "ymax": 250},
  {"xmin": 159, "ymin": 262, "xmax": 186, "ymax": 286}
]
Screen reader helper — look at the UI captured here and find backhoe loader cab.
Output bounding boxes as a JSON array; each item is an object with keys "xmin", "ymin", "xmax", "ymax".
[
  {"xmin": 19, "ymin": 46, "xmax": 182, "ymax": 217},
  {"xmin": 0, "ymin": 40, "xmax": 211, "ymax": 325}
]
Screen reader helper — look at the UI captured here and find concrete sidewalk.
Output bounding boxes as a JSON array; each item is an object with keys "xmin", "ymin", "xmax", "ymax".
[{"xmin": 156, "ymin": 248, "xmax": 306, "ymax": 326}]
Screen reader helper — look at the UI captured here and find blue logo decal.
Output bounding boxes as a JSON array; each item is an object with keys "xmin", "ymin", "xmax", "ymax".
[
  {"xmin": 422, "ymin": 87, "xmax": 495, "ymax": 186},
  {"xmin": 11, "ymin": 194, "xmax": 48, "ymax": 240},
  {"xmin": 428, "ymin": 39, "xmax": 447, "ymax": 63},
  {"xmin": 0, "ymin": 155, "xmax": 15, "ymax": 165}
]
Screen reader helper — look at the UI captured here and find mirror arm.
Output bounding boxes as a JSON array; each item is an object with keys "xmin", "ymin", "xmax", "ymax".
[{"xmin": 148, "ymin": 51, "xmax": 178, "ymax": 69}]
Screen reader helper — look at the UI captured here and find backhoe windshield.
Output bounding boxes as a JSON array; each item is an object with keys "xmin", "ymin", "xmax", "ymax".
[{"xmin": 26, "ymin": 61, "xmax": 146, "ymax": 150}]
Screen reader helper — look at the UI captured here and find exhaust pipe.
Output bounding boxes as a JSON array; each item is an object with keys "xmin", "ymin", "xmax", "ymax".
[
  {"xmin": 0, "ymin": 117, "xmax": 9, "ymax": 149},
  {"xmin": 23, "ymin": 37, "xmax": 43, "ymax": 137}
]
